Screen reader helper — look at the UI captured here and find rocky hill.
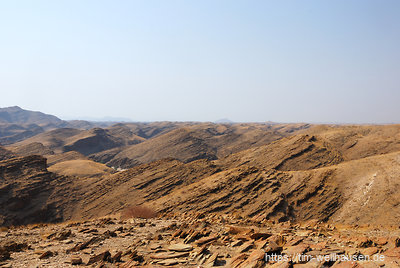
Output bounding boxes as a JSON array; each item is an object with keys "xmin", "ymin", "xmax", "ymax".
[
  {"xmin": 0, "ymin": 123, "xmax": 45, "ymax": 145},
  {"xmin": 2, "ymin": 122, "xmax": 400, "ymax": 226},
  {"xmin": 1, "ymin": 119, "xmax": 400, "ymax": 266},
  {"xmin": 0, "ymin": 155, "xmax": 66, "ymax": 226},
  {"xmin": 0, "ymin": 106, "xmax": 64, "ymax": 126},
  {"xmin": 91, "ymin": 123, "xmax": 303, "ymax": 169},
  {"xmin": 0, "ymin": 107, "xmax": 129, "ymax": 145},
  {"xmin": 0, "ymin": 146, "xmax": 16, "ymax": 161}
]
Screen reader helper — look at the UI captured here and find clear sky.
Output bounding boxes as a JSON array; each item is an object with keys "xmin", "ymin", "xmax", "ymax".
[{"xmin": 1, "ymin": 1, "xmax": 399, "ymax": 123}]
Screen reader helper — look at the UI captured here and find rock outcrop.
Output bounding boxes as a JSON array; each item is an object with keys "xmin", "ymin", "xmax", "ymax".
[{"xmin": 0, "ymin": 155, "xmax": 67, "ymax": 226}]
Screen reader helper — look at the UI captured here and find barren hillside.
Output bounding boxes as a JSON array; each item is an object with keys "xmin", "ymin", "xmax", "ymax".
[{"xmin": 2, "ymin": 121, "xmax": 400, "ymax": 267}]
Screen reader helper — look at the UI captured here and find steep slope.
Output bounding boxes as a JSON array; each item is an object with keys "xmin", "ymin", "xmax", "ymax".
[
  {"xmin": 46, "ymin": 133, "xmax": 399, "ymax": 227},
  {"xmin": 83, "ymin": 151, "xmax": 399, "ymax": 226},
  {"xmin": 0, "ymin": 146, "xmax": 16, "ymax": 161},
  {"xmin": 10, "ymin": 128, "xmax": 83, "ymax": 153},
  {"xmin": 95, "ymin": 123, "xmax": 295, "ymax": 169},
  {"xmin": 6, "ymin": 142, "xmax": 54, "ymax": 157},
  {"xmin": 303, "ymin": 124, "xmax": 400, "ymax": 160},
  {"xmin": 2, "ymin": 122, "xmax": 400, "ymax": 228},
  {"xmin": 220, "ymin": 134, "xmax": 344, "ymax": 171},
  {"xmin": 0, "ymin": 156, "xmax": 74, "ymax": 226},
  {"xmin": 64, "ymin": 158, "xmax": 220, "ymax": 220},
  {"xmin": 62, "ymin": 128, "xmax": 123, "ymax": 155},
  {"xmin": 0, "ymin": 123, "xmax": 45, "ymax": 145},
  {"xmin": 103, "ymin": 128, "xmax": 218, "ymax": 168},
  {"xmin": 106, "ymin": 124, "xmax": 146, "ymax": 145}
]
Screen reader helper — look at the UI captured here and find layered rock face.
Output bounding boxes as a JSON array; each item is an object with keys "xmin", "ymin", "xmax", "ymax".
[
  {"xmin": 0, "ymin": 155, "xmax": 63, "ymax": 226},
  {"xmin": 0, "ymin": 146, "xmax": 15, "ymax": 161}
]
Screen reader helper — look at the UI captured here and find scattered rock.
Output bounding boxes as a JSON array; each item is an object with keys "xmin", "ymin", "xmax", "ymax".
[
  {"xmin": 237, "ymin": 241, "xmax": 254, "ymax": 253},
  {"xmin": 157, "ymin": 259, "xmax": 179, "ymax": 266},
  {"xmin": 168, "ymin": 243, "xmax": 193, "ymax": 252},
  {"xmin": 205, "ymin": 252, "xmax": 219, "ymax": 266},
  {"xmin": 111, "ymin": 251, "xmax": 122, "ymax": 263},
  {"xmin": 67, "ymin": 237, "xmax": 98, "ymax": 253},
  {"xmin": 38, "ymin": 250, "xmax": 54, "ymax": 259},
  {"xmin": 151, "ymin": 251, "xmax": 190, "ymax": 259},
  {"xmin": 229, "ymin": 253, "xmax": 248, "ymax": 267},
  {"xmin": 355, "ymin": 237, "xmax": 375, "ymax": 248},
  {"xmin": 48, "ymin": 229, "xmax": 72, "ymax": 241},
  {"xmin": 195, "ymin": 235, "xmax": 219, "ymax": 246},
  {"xmin": 239, "ymin": 249, "xmax": 265, "ymax": 268},
  {"xmin": 250, "ymin": 232, "xmax": 271, "ymax": 240},
  {"xmin": 70, "ymin": 256, "xmax": 82, "ymax": 265},
  {"xmin": 87, "ymin": 250, "xmax": 111, "ymax": 265}
]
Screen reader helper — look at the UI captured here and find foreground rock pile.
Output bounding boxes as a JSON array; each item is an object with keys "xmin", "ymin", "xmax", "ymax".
[{"xmin": 1, "ymin": 214, "xmax": 400, "ymax": 267}]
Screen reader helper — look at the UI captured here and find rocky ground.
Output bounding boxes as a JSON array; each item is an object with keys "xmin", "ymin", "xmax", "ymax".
[{"xmin": 1, "ymin": 214, "xmax": 400, "ymax": 267}]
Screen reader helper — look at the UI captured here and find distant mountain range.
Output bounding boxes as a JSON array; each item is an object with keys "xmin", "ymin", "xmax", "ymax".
[
  {"xmin": 0, "ymin": 106, "xmax": 115, "ymax": 145},
  {"xmin": 0, "ymin": 106, "xmax": 64, "ymax": 126}
]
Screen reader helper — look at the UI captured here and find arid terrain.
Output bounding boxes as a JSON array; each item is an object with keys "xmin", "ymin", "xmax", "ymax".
[{"xmin": 1, "ymin": 107, "xmax": 400, "ymax": 267}]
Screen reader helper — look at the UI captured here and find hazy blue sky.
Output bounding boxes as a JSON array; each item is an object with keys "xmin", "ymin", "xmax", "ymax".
[{"xmin": 1, "ymin": 1, "xmax": 399, "ymax": 123}]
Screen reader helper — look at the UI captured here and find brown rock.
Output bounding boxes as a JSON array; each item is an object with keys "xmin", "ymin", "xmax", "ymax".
[
  {"xmin": 50, "ymin": 229, "xmax": 72, "ymax": 241},
  {"xmin": 234, "ymin": 234, "xmax": 252, "ymax": 242},
  {"xmin": 150, "ymin": 251, "xmax": 190, "ymax": 259},
  {"xmin": 232, "ymin": 240, "xmax": 244, "ymax": 247},
  {"xmin": 384, "ymin": 247, "xmax": 400, "ymax": 258},
  {"xmin": 255, "ymin": 239, "xmax": 268, "ymax": 249},
  {"xmin": 39, "ymin": 250, "xmax": 54, "ymax": 259},
  {"xmin": 168, "ymin": 243, "xmax": 193, "ymax": 252},
  {"xmin": 373, "ymin": 237, "xmax": 388, "ymax": 246},
  {"xmin": 184, "ymin": 230, "xmax": 201, "ymax": 243},
  {"xmin": 0, "ymin": 248, "xmax": 10, "ymax": 261},
  {"xmin": 283, "ymin": 244, "xmax": 309, "ymax": 258},
  {"xmin": 227, "ymin": 226, "xmax": 249, "ymax": 235},
  {"xmin": 67, "ymin": 237, "xmax": 97, "ymax": 253},
  {"xmin": 286, "ymin": 237, "xmax": 303, "ymax": 247},
  {"xmin": 265, "ymin": 240, "xmax": 282, "ymax": 254},
  {"xmin": 268, "ymin": 235, "xmax": 286, "ymax": 247},
  {"xmin": 355, "ymin": 237, "xmax": 374, "ymax": 248},
  {"xmin": 71, "ymin": 256, "xmax": 82, "ymax": 265},
  {"xmin": 387, "ymin": 236, "xmax": 400, "ymax": 248},
  {"xmin": 250, "ymin": 232, "xmax": 271, "ymax": 240},
  {"xmin": 269, "ymin": 260, "xmax": 292, "ymax": 268},
  {"xmin": 331, "ymin": 261, "xmax": 362, "ymax": 267},
  {"xmin": 2, "ymin": 242, "xmax": 28, "ymax": 252},
  {"xmin": 205, "ymin": 252, "xmax": 219, "ymax": 266},
  {"xmin": 172, "ymin": 229, "xmax": 182, "ymax": 237},
  {"xmin": 111, "ymin": 251, "xmax": 122, "ymax": 263},
  {"xmin": 229, "ymin": 253, "xmax": 248, "ymax": 268},
  {"xmin": 155, "ymin": 234, "xmax": 163, "ymax": 240},
  {"xmin": 195, "ymin": 235, "xmax": 219, "ymax": 246},
  {"xmin": 361, "ymin": 247, "xmax": 379, "ymax": 256},
  {"xmin": 103, "ymin": 230, "xmax": 117, "ymax": 238},
  {"xmin": 87, "ymin": 250, "xmax": 111, "ymax": 265},
  {"xmin": 157, "ymin": 259, "xmax": 179, "ymax": 266},
  {"xmin": 239, "ymin": 249, "xmax": 265, "ymax": 268},
  {"xmin": 129, "ymin": 249, "xmax": 144, "ymax": 262},
  {"xmin": 237, "ymin": 241, "xmax": 254, "ymax": 253},
  {"xmin": 311, "ymin": 241, "xmax": 327, "ymax": 251}
]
